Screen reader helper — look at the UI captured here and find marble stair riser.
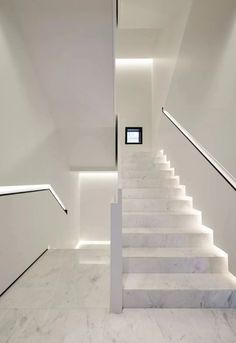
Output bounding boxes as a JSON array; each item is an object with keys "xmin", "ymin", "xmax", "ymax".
[
  {"xmin": 122, "ymin": 169, "xmax": 175, "ymax": 179},
  {"xmin": 122, "ymin": 162, "xmax": 171, "ymax": 171},
  {"xmin": 124, "ymin": 151, "xmax": 164, "ymax": 159},
  {"xmin": 121, "ymin": 177, "xmax": 179, "ymax": 188},
  {"xmin": 123, "ymin": 289, "xmax": 236, "ymax": 308},
  {"xmin": 122, "ymin": 256, "xmax": 228, "ymax": 273},
  {"xmin": 151, "ymin": 156, "xmax": 168, "ymax": 163},
  {"xmin": 123, "ymin": 155, "xmax": 167, "ymax": 164},
  {"xmin": 123, "ymin": 187, "xmax": 186, "ymax": 199},
  {"xmin": 122, "ymin": 232, "xmax": 213, "ymax": 248},
  {"xmin": 155, "ymin": 156, "xmax": 166, "ymax": 163},
  {"xmin": 123, "ymin": 212, "xmax": 202, "ymax": 228},
  {"xmin": 123, "ymin": 198, "xmax": 192, "ymax": 212}
]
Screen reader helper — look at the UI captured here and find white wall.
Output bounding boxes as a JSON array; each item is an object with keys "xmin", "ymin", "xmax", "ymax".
[
  {"xmin": 151, "ymin": 0, "xmax": 192, "ymax": 149},
  {"xmin": 0, "ymin": 0, "xmax": 81, "ymax": 294},
  {"xmin": 0, "ymin": 0, "xmax": 115, "ymax": 294},
  {"xmin": 154, "ymin": 0, "xmax": 236, "ymax": 274},
  {"xmin": 116, "ymin": 60, "xmax": 153, "ymax": 156},
  {"xmin": 158, "ymin": 118, "xmax": 236, "ymax": 275},
  {"xmin": 166, "ymin": 0, "xmax": 236, "ymax": 176},
  {"xmin": 79, "ymin": 172, "xmax": 117, "ymax": 243},
  {"xmin": 10, "ymin": 0, "xmax": 115, "ymax": 170}
]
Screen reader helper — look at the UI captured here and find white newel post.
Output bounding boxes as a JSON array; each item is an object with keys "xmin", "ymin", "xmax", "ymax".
[{"xmin": 110, "ymin": 188, "xmax": 122, "ymax": 313}]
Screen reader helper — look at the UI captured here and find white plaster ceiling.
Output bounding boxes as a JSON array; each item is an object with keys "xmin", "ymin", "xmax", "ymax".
[
  {"xmin": 117, "ymin": 0, "xmax": 188, "ymax": 58},
  {"xmin": 11, "ymin": 0, "xmax": 115, "ymax": 168},
  {"xmin": 116, "ymin": 28, "xmax": 160, "ymax": 58},
  {"xmin": 119, "ymin": 0, "xmax": 183, "ymax": 29}
]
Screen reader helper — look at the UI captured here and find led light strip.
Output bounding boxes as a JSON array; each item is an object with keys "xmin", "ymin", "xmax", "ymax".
[
  {"xmin": 116, "ymin": 58, "xmax": 153, "ymax": 66},
  {"xmin": 0, "ymin": 184, "xmax": 68, "ymax": 213},
  {"xmin": 162, "ymin": 108, "xmax": 236, "ymax": 191},
  {"xmin": 76, "ymin": 240, "xmax": 110, "ymax": 249}
]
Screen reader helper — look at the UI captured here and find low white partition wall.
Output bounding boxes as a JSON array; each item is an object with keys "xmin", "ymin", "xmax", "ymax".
[
  {"xmin": 78, "ymin": 172, "xmax": 118, "ymax": 244},
  {"xmin": 110, "ymin": 189, "xmax": 122, "ymax": 313}
]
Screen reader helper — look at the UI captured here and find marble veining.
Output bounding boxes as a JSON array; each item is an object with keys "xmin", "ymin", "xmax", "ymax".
[
  {"xmin": 120, "ymin": 151, "xmax": 236, "ymax": 310},
  {"xmin": 0, "ymin": 249, "xmax": 236, "ymax": 342},
  {"xmin": 1, "ymin": 308, "xmax": 236, "ymax": 342},
  {"xmin": 0, "ymin": 249, "xmax": 110, "ymax": 311}
]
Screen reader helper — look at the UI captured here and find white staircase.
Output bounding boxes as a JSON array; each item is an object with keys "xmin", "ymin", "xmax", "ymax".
[{"xmin": 121, "ymin": 151, "xmax": 236, "ymax": 308}]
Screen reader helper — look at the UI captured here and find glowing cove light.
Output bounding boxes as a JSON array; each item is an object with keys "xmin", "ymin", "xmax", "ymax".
[
  {"xmin": 76, "ymin": 240, "xmax": 110, "ymax": 249},
  {"xmin": 116, "ymin": 58, "xmax": 153, "ymax": 67}
]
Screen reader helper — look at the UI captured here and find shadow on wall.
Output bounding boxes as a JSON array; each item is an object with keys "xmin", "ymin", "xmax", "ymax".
[
  {"xmin": 165, "ymin": 0, "xmax": 236, "ymax": 175},
  {"xmin": 158, "ymin": 115, "xmax": 236, "ymax": 275},
  {"xmin": 0, "ymin": 1, "xmax": 80, "ymax": 247}
]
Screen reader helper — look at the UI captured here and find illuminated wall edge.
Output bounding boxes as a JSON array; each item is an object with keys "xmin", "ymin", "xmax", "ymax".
[
  {"xmin": 78, "ymin": 171, "xmax": 118, "ymax": 246},
  {"xmin": 116, "ymin": 58, "xmax": 153, "ymax": 66}
]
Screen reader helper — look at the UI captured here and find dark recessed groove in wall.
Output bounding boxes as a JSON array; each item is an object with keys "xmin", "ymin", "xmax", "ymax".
[
  {"xmin": 116, "ymin": 0, "xmax": 119, "ymax": 26},
  {"xmin": 162, "ymin": 107, "xmax": 236, "ymax": 192},
  {"xmin": 115, "ymin": 115, "xmax": 118, "ymax": 165},
  {"xmin": 0, "ymin": 189, "xmax": 68, "ymax": 214},
  {"xmin": 0, "ymin": 249, "xmax": 48, "ymax": 298}
]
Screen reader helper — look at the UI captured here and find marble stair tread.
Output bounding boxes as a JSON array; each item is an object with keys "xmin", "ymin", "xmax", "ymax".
[
  {"xmin": 123, "ymin": 210, "xmax": 201, "ymax": 228},
  {"xmin": 122, "ymin": 226, "xmax": 212, "ymax": 234},
  {"xmin": 122, "ymin": 185, "xmax": 185, "ymax": 192},
  {"xmin": 122, "ymin": 196, "xmax": 192, "ymax": 200},
  {"xmin": 123, "ymin": 157, "xmax": 167, "ymax": 162},
  {"xmin": 122, "ymin": 167, "xmax": 174, "ymax": 171},
  {"xmin": 121, "ymin": 177, "xmax": 179, "ymax": 188},
  {"xmin": 122, "ymin": 175, "xmax": 178, "ymax": 180},
  {"xmin": 124, "ymin": 151, "xmax": 161, "ymax": 156},
  {"xmin": 122, "ymin": 160, "xmax": 171, "ymax": 170},
  {"xmin": 123, "ymin": 209, "xmax": 201, "ymax": 215},
  {"xmin": 123, "ymin": 273, "xmax": 236, "ymax": 290},
  {"xmin": 122, "ymin": 168, "xmax": 175, "ymax": 178},
  {"xmin": 122, "ymin": 163, "xmax": 171, "ymax": 171},
  {"xmin": 123, "ymin": 155, "xmax": 166, "ymax": 161},
  {"xmin": 122, "ymin": 186, "xmax": 186, "ymax": 199},
  {"xmin": 123, "ymin": 185, "xmax": 184, "ymax": 189},
  {"xmin": 122, "ymin": 226, "xmax": 213, "ymax": 248},
  {"xmin": 123, "ymin": 155, "xmax": 167, "ymax": 161},
  {"xmin": 121, "ymin": 176, "xmax": 179, "ymax": 182},
  {"xmin": 123, "ymin": 197, "xmax": 193, "ymax": 212},
  {"xmin": 122, "ymin": 246, "xmax": 226, "ymax": 258}
]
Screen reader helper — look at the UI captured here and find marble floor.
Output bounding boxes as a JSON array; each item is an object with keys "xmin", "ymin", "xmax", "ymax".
[{"xmin": 0, "ymin": 249, "xmax": 236, "ymax": 343}]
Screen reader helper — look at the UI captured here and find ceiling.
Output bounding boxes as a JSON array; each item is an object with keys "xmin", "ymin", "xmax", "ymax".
[
  {"xmin": 116, "ymin": 0, "xmax": 189, "ymax": 58},
  {"xmin": 118, "ymin": 0, "xmax": 183, "ymax": 29},
  {"xmin": 11, "ymin": 0, "xmax": 115, "ymax": 168},
  {"xmin": 116, "ymin": 28, "xmax": 159, "ymax": 58}
]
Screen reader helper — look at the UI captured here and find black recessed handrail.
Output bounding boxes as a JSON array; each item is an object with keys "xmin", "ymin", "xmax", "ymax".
[
  {"xmin": 162, "ymin": 107, "xmax": 236, "ymax": 191},
  {"xmin": 0, "ymin": 184, "xmax": 68, "ymax": 213},
  {"xmin": 115, "ymin": 114, "xmax": 118, "ymax": 166},
  {"xmin": 116, "ymin": 0, "xmax": 119, "ymax": 26}
]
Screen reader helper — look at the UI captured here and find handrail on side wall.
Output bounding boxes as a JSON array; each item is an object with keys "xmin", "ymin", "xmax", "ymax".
[
  {"xmin": 116, "ymin": 0, "xmax": 119, "ymax": 27},
  {"xmin": 162, "ymin": 107, "xmax": 236, "ymax": 191},
  {"xmin": 110, "ymin": 188, "xmax": 122, "ymax": 313},
  {"xmin": 115, "ymin": 114, "xmax": 118, "ymax": 166},
  {"xmin": 0, "ymin": 184, "xmax": 68, "ymax": 214}
]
